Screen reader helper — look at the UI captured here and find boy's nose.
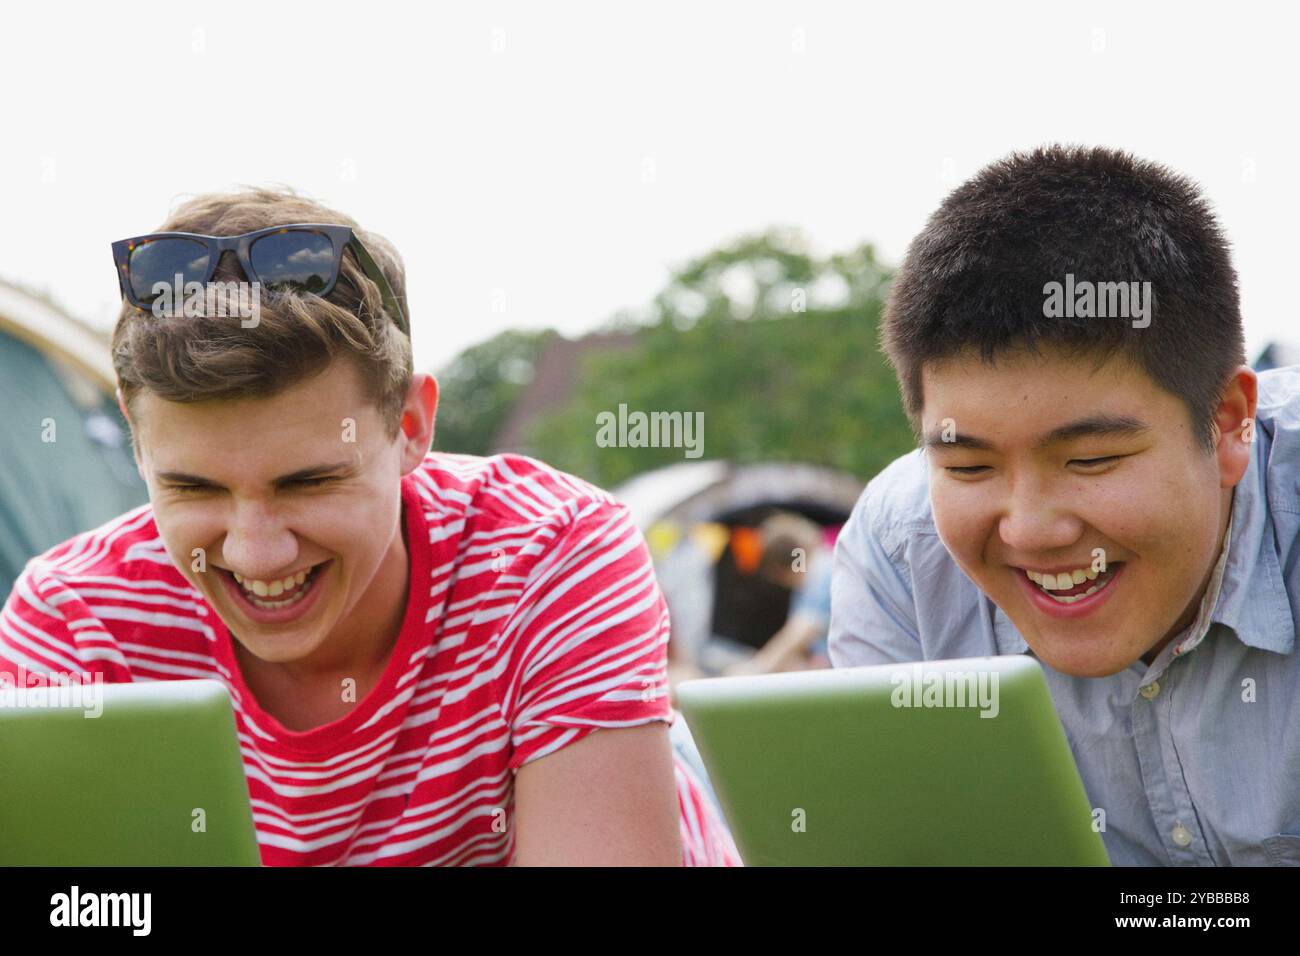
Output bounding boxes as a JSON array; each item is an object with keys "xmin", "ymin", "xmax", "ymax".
[
  {"xmin": 999, "ymin": 498, "xmax": 1080, "ymax": 555},
  {"xmin": 221, "ymin": 520, "xmax": 298, "ymax": 580}
]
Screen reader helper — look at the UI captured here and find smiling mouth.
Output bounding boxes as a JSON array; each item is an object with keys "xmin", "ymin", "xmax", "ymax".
[
  {"xmin": 223, "ymin": 561, "xmax": 328, "ymax": 610},
  {"xmin": 1023, "ymin": 562, "xmax": 1124, "ymax": 604}
]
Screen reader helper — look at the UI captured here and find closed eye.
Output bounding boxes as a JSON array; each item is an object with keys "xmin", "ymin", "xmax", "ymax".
[
  {"xmin": 944, "ymin": 456, "xmax": 1125, "ymax": 476},
  {"xmin": 167, "ymin": 476, "xmax": 338, "ymax": 494}
]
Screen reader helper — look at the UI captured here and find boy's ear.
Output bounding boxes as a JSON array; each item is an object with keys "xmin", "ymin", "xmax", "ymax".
[
  {"xmin": 398, "ymin": 373, "xmax": 439, "ymax": 473},
  {"xmin": 1212, "ymin": 365, "xmax": 1258, "ymax": 488}
]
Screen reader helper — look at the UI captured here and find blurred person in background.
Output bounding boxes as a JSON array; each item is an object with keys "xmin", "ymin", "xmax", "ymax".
[{"xmin": 724, "ymin": 513, "xmax": 833, "ymax": 676}]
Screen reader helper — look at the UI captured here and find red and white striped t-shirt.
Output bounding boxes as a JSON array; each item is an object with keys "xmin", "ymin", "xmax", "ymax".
[{"xmin": 0, "ymin": 451, "xmax": 740, "ymax": 866}]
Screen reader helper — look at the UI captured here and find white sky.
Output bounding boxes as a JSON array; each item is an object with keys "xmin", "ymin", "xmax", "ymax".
[{"xmin": 3, "ymin": 0, "xmax": 1296, "ymax": 373}]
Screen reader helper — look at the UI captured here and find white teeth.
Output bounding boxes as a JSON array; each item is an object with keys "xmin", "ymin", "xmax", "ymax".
[
  {"xmin": 1024, "ymin": 565, "xmax": 1110, "ymax": 590},
  {"xmin": 233, "ymin": 564, "xmax": 319, "ymax": 604},
  {"xmin": 248, "ymin": 587, "xmax": 310, "ymax": 610},
  {"xmin": 1042, "ymin": 580, "xmax": 1106, "ymax": 604},
  {"xmin": 1024, "ymin": 562, "xmax": 1119, "ymax": 608}
]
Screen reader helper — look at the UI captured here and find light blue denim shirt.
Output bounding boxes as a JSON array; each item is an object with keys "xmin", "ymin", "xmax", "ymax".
[{"xmin": 829, "ymin": 364, "xmax": 1300, "ymax": 866}]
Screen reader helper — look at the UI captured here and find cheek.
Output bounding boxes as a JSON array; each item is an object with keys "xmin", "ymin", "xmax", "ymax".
[
  {"xmin": 332, "ymin": 491, "xmax": 394, "ymax": 530},
  {"xmin": 308, "ymin": 492, "xmax": 401, "ymax": 560},
  {"xmin": 1094, "ymin": 465, "xmax": 1202, "ymax": 556},
  {"xmin": 152, "ymin": 510, "xmax": 207, "ymax": 561},
  {"xmin": 150, "ymin": 515, "xmax": 221, "ymax": 586},
  {"xmin": 929, "ymin": 481, "xmax": 994, "ymax": 564}
]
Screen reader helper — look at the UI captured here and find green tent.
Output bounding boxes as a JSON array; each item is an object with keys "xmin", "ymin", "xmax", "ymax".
[{"xmin": 0, "ymin": 279, "xmax": 146, "ymax": 600}]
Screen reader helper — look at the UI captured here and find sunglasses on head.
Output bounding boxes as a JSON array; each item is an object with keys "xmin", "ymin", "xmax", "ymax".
[{"xmin": 111, "ymin": 223, "xmax": 408, "ymax": 336}]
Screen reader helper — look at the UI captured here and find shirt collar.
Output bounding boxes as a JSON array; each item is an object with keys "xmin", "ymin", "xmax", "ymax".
[
  {"xmin": 1165, "ymin": 503, "xmax": 1235, "ymax": 659},
  {"xmin": 1204, "ymin": 452, "xmax": 1295, "ymax": 656}
]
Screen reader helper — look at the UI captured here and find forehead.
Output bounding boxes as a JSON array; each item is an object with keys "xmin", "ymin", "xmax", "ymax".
[
  {"xmin": 920, "ymin": 345, "xmax": 1154, "ymax": 409},
  {"xmin": 918, "ymin": 346, "xmax": 1179, "ymax": 446},
  {"xmin": 132, "ymin": 357, "xmax": 379, "ymax": 465}
]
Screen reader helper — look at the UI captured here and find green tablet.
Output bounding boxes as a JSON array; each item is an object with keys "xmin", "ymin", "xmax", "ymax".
[
  {"xmin": 0, "ymin": 678, "xmax": 261, "ymax": 866},
  {"xmin": 676, "ymin": 655, "xmax": 1109, "ymax": 866}
]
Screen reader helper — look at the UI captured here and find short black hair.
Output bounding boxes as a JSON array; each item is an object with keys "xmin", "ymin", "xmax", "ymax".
[{"xmin": 881, "ymin": 144, "xmax": 1244, "ymax": 452}]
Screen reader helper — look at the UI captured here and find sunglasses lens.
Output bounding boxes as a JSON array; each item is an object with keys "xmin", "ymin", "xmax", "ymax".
[
  {"xmin": 128, "ymin": 238, "xmax": 211, "ymax": 303},
  {"xmin": 249, "ymin": 230, "xmax": 336, "ymax": 294}
]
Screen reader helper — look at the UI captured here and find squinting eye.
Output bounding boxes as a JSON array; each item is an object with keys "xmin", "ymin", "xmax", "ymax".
[
  {"xmin": 1070, "ymin": 456, "xmax": 1120, "ymax": 468},
  {"xmin": 167, "ymin": 477, "xmax": 337, "ymax": 494},
  {"xmin": 944, "ymin": 466, "xmax": 990, "ymax": 475}
]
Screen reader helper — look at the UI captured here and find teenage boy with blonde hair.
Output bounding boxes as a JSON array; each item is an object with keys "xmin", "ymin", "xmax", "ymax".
[{"xmin": 1, "ymin": 187, "xmax": 738, "ymax": 866}]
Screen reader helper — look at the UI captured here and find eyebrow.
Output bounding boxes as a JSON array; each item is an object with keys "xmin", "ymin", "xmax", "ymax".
[
  {"xmin": 923, "ymin": 413, "xmax": 1152, "ymax": 452},
  {"xmin": 156, "ymin": 461, "xmax": 358, "ymax": 489}
]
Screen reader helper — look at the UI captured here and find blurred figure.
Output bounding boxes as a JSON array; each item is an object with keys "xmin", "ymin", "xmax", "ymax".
[{"xmin": 725, "ymin": 513, "xmax": 832, "ymax": 676}]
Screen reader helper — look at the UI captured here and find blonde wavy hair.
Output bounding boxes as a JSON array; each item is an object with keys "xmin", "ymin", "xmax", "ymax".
[{"xmin": 111, "ymin": 185, "xmax": 412, "ymax": 443}]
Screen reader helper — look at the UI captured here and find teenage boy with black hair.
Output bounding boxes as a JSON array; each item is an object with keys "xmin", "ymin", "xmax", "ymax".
[{"xmin": 829, "ymin": 145, "xmax": 1300, "ymax": 865}]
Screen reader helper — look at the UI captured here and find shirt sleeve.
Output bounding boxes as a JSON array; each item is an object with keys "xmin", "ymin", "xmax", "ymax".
[
  {"xmin": 499, "ymin": 499, "xmax": 673, "ymax": 771},
  {"xmin": 0, "ymin": 562, "xmax": 130, "ymax": 685},
  {"xmin": 827, "ymin": 487, "xmax": 926, "ymax": 667}
]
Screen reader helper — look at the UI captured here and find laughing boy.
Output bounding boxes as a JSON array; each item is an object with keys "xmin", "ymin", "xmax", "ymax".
[
  {"xmin": 0, "ymin": 187, "xmax": 738, "ymax": 866},
  {"xmin": 829, "ymin": 145, "xmax": 1300, "ymax": 865}
]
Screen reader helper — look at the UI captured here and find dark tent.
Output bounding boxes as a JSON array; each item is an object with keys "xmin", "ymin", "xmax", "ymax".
[
  {"xmin": 0, "ymin": 279, "xmax": 146, "ymax": 600},
  {"xmin": 612, "ymin": 460, "xmax": 864, "ymax": 669}
]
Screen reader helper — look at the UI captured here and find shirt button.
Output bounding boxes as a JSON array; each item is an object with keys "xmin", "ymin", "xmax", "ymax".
[
  {"xmin": 1140, "ymin": 681, "xmax": 1160, "ymax": 699},
  {"xmin": 1171, "ymin": 823, "xmax": 1192, "ymax": 847}
]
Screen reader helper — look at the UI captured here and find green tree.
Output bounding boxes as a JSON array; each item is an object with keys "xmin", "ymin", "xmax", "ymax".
[
  {"xmin": 525, "ymin": 228, "xmax": 917, "ymax": 486},
  {"xmin": 432, "ymin": 328, "xmax": 558, "ymax": 456}
]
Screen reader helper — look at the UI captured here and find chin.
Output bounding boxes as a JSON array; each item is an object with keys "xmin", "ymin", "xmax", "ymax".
[
  {"xmin": 236, "ymin": 632, "xmax": 319, "ymax": 664},
  {"xmin": 1028, "ymin": 639, "xmax": 1136, "ymax": 678}
]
